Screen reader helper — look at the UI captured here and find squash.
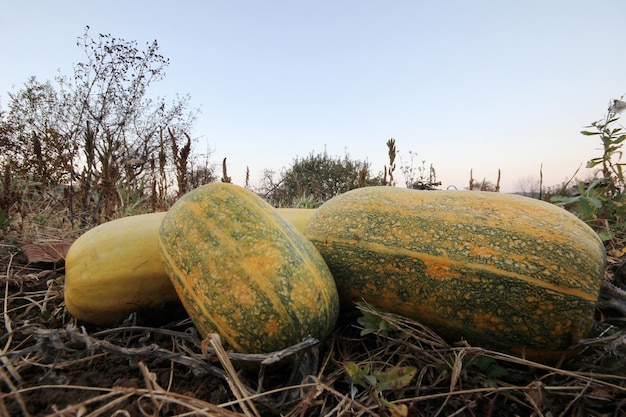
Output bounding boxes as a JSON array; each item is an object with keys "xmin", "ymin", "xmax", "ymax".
[
  {"xmin": 276, "ymin": 208, "xmax": 316, "ymax": 234},
  {"xmin": 158, "ymin": 183, "xmax": 339, "ymax": 354},
  {"xmin": 64, "ymin": 212, "xmax": 179, "ymax": 326},
  {"xmin": 304, "ymin": 186, "xmax": 606, "ymax": 362},
  {"xmin": 63, "ymin": 208, "xmax": 316, "ymax": 326}
]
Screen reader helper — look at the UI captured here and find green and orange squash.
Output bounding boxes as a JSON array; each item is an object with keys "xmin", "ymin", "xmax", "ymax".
[
  {"xmin": 304, "ymin": 186, "xmax": 606, "ymax": 362},
  {"xmin": 63, "ymin": 208, "xmax": 317, "ymax": 326},
  {"xmin": 158, "ymin": 183, "xmax": 339, "ymax": 354}
]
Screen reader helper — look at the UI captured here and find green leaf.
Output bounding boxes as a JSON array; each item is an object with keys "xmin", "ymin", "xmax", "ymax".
[
  {"xmin": 578, "ymin": 198, "xmax": 598, "ymax": 217},
  {"xmin": 549, "ymin": 195, "xmax": 579, "ymax": 206},
  {"xmin": 357, "ymin": 312, "xmax": 382, "ymax": 336},
  {"xmin": 585, "ymin": 177, "xmax": 607, "ymax": 192},
  {"xmin": 581, "ymin": 130, "xmax": 601, "ymax": 136},
  {"xmin": 606, "ymin": 145, "xmax": 622, "ymax": 154},
  {"xmin": 344, "ymin": 362, "xmax": 377, "ymax": 388},
  {"xmin": 586, "ymin": 159, "xmax": 602, "ymax": 168},
  {"xmin": 587, "ymin": 196, "xmax": 603, "ymax": 209},
  {"xmin": 374, "ymin": 366, "xmax": 417, "ymax": 391},
  {"xmin": 357, "ymin": 310, "xmax": 398, "ymax": 337},
  {"xmin": 614, "ymin": 133, "xmax": 626, "ymax": 142},
  {"xmin": 598, "ymin": 229, "xmax": 615, "ymax": 242}
]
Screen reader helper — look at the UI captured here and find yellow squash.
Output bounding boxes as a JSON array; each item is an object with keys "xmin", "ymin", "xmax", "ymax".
[
  {"xmin": 64, "ymin": 213, "xmax": 179, "ymax": 325},
  {"xmin": 276, "ymin": 207, "xmax": 315, "ymax": 234}
]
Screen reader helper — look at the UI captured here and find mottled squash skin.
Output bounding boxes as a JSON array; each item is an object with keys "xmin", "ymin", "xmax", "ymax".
[
  {"xmin": 159, "ymin": 183, "xmax": 339, "ymax": 354},
  {"xmin": 65, "ymin": 213, "xmax": 179, "ymax": 326},
  {"xmin": 304, "ymin": 187, "xmax": 606, "ymax": 362}
]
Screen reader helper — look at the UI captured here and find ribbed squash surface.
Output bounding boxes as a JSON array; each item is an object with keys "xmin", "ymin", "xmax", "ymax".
[
  {"xmin": 158, "ymin": 183, "xmax": 339, "ymax": 354},
  {"xmin": 304, "ymin": 187, "xmax": 606, "ymax": 362}
]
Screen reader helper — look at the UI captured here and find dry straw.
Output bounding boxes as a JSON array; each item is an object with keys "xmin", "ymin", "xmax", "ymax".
[{"xmin": 3, "ymin": 243, "xmax": 626, "ymax": 415}]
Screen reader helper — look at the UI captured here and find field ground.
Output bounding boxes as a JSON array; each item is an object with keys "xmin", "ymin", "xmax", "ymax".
[{"xmin": 4, "ymin": 239, "xmax": 626, "ymax": 416}]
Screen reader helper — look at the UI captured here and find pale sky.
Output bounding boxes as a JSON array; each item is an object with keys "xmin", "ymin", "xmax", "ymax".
[{"xmin": 2, "ymin": 1, "xmax": 625, "ymax": 192}]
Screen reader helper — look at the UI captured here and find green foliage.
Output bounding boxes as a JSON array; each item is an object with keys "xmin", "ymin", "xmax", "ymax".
[
  {"xmin": 290, "ymin": 193, "xmax": 321, "ymax": 209},
  {"xmin": 552, "ymin": 178, "xmax": 626, "ymax": 241},
  {"xmin": 357, "ymin": 309, "xmax": 400, "ymax": 337},
  {"xmin": 583, "ymin": 120, "xmax": 626, "ymax": 194},
  {"xmin": 260, "ymin": 150, "xmax": 383, "ymax": 206},
  {"xmin": 468, "ymin": 355, "xmax": 528, "ymax": 385},
  {"xmin": 344, "ymin": 361, "xmax": 417, "ymax": 392},
  {"xmin": 552, "ymin": 99, "xmax": 626, "ymax": 241},
  {"xmin": 343, "ymin": 361, "xmax": 417, "ymax": 416},
  {"xmin": 343, "ymin": 361, "xmax": 378, "ymax": 388}
]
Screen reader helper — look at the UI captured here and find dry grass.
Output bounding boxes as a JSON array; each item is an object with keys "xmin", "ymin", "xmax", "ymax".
[
  {"xmin": 3, "ymin": 235, "xmax": 626, "ymax": 417},
  {"xmin": 2, "ymin": 192, "xmax": 626, "ymax": 416}
]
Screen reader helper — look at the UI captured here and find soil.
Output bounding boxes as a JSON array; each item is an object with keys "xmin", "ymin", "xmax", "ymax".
[
  {"xmin": 5, "ymin": 244, "xmax": 626, "ymax": 416},
  {"xmin": 1, "ymin": 252, "xmax": 312, "ymax": 417}
]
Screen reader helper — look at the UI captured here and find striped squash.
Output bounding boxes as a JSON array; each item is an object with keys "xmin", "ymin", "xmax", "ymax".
[
  {"xmin": 304, "ymin": 186, "xmax": 606, "ymax": 362},
  {"xmin": 159, "ymin": 183, "xmax": 339, "ymax": 354}
]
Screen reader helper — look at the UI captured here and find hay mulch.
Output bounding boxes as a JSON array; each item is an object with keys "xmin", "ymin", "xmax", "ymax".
[{"xmin": 4, "ymin": 242, "xmax": 626, "ymax": 416}]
